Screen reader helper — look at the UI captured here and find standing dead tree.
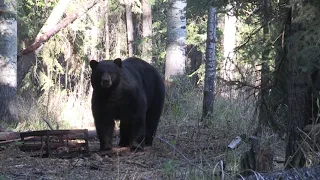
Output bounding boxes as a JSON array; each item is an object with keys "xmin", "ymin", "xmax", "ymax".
[{"xmin": 202, "ymin": 7, "xmax": 216, "ymax": 120}]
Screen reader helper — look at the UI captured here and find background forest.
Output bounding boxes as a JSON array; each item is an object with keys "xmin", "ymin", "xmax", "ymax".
[{"xmin": 1, "ymin": 0, "xmax": 320, "ymax": 179}]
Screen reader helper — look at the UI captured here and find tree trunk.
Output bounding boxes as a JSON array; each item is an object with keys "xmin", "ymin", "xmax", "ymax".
[
  {"xmin": 125, "ymin": 3, "xmax": 134, "ymax": 57},
  {"xmin": 35, "ymin": 0, "xmax": 71, "ymax": 41},
  {"xmin": 202, "ymin": 7, "xmax": 216, "ymax": 119},
  {"xmin": 0, "ymin": 0, "xmax": 17, "ymax": 122},
  {"xmin": 141, "ymin": 0, "xmax": 152, "ymax": 63},
  {"xmin": 104, "ymin": 0, "xmax": 110, "ymax": 60},
  {"xmin": 259, "ymin": 0, "xmax": 271, "ymax": 128},
  {"xmin": 89, "ymin": 5, "xmax": 102, "ymax": 60},
  {"xmin": 116, "ymin": 17, "xmax": 124, "ymax": 58},
  {"xmin": 284, "ymin": 6, "xmax": 307, "ymax": 169},
  {"xmin": 165, "ymin": 0, "xmax": 187, "ymax": 82},
  {"xmin": 222, "ymin": 3, "xmax": 236, "ymax": 81}
]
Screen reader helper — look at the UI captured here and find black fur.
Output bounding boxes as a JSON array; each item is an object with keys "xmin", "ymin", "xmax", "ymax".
[{"xmin": 90, "ymin": 57, "xmax": 165, "ymax": 151}]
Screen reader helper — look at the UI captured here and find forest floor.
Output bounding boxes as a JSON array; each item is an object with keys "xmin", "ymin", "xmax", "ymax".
[
  {"xmin": 0, "ymin": 88, "xmax": 287, "ymax": 179},
  {"xmin": 0, "ymin": 124, "xmax": 249, "ymax": 180}
]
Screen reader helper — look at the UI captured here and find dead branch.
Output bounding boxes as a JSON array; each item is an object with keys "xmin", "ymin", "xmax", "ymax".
[
  {"xmin": 125, "ymin": 160, "xmax": 149, "ymax": 168},
  {"xmin": 22, "ymin": 0, "xmax": 100, "ymax": 55},
  {"xmin": 42, "ymin": 118, "xmax": 54, "ymax": 130},
  {"xmin": 216, "ymin": 76, "xmax": 259, "ymax": 89},
  {"xmin": 156, "ymin": 136, "xmax": 212, "ymax": 179}
]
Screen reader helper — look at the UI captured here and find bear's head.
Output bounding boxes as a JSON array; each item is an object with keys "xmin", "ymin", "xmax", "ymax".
[{"xmin": 90, "ymin": 58, "xmax": 122, "ymax": 90}]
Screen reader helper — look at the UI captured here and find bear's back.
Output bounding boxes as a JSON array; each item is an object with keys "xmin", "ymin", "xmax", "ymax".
[
  {"xmin": 122, "ymin": 57, "xmax": 162, "ymax": 82},
  {"xmin": 121, "ymin": 57, "xmax": 164, "ymax": 106}
]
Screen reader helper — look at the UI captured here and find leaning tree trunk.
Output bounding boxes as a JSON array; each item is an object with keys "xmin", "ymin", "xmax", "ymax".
[
  {"xmin": 141, "ymin": 0, "xmax": 152, "ymax": 63},
  {"xmin": 125, "ymin": 3, "xmax": 134, "ymax": 57},
  {"xmin": 202, "ymin": 7, "xmax": 216, "ymax": 120},
  {"xmin": 165, "ymin": 0, "xmax": 187, "ymax": 82},
  {"xmin": 0, "ymin": 0, "xmax": 17, "ymax": 122}
]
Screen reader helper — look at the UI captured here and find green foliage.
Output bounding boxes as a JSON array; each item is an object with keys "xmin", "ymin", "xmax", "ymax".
[
  {"xmin": 17, "ymin": 0, "xmax": 57, "ymax": 48},
  {"xmin": 0, "ymin": 173, "xmax": 8, "ymax": 180},
  {"xmin": 187, "ymin": 18, "xmax": 207, "ymax": 52},
  {"xmin": 163, "ymin": 160, "xmax": 176, "ymax": 179}
]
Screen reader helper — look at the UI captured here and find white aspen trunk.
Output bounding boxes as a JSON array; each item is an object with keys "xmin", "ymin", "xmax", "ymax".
[
  {"xmin": 104, "ymin": 0, "xmax": 110, "ymax": 60},
  {"xmin": 89, "ymin": 5, "xmax": 100, "ymax": 60},
  {"xmin": 223, "ymin": 3, "xmax": 236, "ymax": 80},
  {"xmin": 142, "ymin": 0, "xmax": 152, "ymax": 63},
  {"xmin": 79, "ymin": 61, "xmax": 85, "ymax": 95},
  {"xmin": 202, "ymin": 7, "xmax": 216, "ymax": 119},
  {"xmin": 116, "ymin": 20, "xmax": 122, "ymax": 58},
  {"xmin": 0, "ymin": 0, "xmax": 17, "ymax": 122},
  {"xmin": 165, "ymin": 0, "xmax": 186, "ymax": 82},
  {"xmin": 126, "ymin": 4, "xmax": 134, "ymax": 57}
]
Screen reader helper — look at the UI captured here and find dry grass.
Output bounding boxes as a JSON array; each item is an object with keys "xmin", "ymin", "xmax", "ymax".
[{"xmin": 0, "ymin": 79, "xmax": 287, "ymax": 179}]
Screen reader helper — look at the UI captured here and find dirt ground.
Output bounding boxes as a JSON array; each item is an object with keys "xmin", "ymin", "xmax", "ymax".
[{"xmin": 0, "ymin": 125, "xmax": 232, "ymax": 180}]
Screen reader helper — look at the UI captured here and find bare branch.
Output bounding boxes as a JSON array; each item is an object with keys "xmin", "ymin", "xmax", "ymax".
[{"xmin": 156, "ymin": 136, "xmax": 212, "ymax": 179}]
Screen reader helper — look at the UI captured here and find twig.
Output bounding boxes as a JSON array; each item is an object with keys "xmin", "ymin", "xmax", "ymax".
[
  {"xmin": 42, "ymin": 117, "xmax": 54, "ymax": 130},
  {"xmin": 156, "ymin": 136, "xmax": 212, "ymax": 179},
  {"xmin": 125, "ymin": 160, "xmax": 149, "ymax": 168}
]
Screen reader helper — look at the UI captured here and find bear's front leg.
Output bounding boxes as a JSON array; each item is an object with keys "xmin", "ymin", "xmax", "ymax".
[
  {"xmin": 119, "ymin": 121, "xmax": 131, "ymax": 147},
  {"xmin": 95, "ymin": 117, "xmax": 115, "ymax": 151},
  {"xmin": 131, "ymin": 116, "xmax": 146, "ymax": 151}
]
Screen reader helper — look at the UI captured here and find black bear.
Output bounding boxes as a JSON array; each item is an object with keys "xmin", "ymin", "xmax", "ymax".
[{"xmin": 89, "ymin": 57, "xmax": 165, "ymax": 151}]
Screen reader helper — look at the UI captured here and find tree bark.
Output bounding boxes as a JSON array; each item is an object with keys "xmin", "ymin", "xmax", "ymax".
[
  {"xmin": 125, "ymin": 3, "xmax": 134, "ymax": 57},
  {"xmin": 116, "ymin": 19, "xmax": 123, "ymax": 58},
  {"xmin": 89, "ymin": 4, "xmax": 104, "ymax": 60},
  {"xmin": 165, "ymin": 0, "xmax": 187, "ymax": 82},
  {"xmin": 0, "ymin": 0, "xmax": 17, "ymax": 122},
  {"xmin": 104, "ymin": 0, "xmax": 110, "ymax": 60},
  {"xmin": 141, "ymin": 0, "xmax": 152, "ymax": 63},
  {"xmin": 259, "ymin": 0, "xmax": 271, "ymax": 128},
  {"xmin": 267, "ymin": 0, "xmax": 290, "ymax": 134},
  {"xmin": 284, "ymin": 6, "xmax": 307, "ymax": 169},
  {"xmin": 202, "ymin": 7, "xmax": 216, "ymax": 119},
  {"xmin": 22, "ymin": 0, "xmax": 99, "ymax": 55},
  {"xmin": 36, "ymin": 0, "xmax": 71, "ymax": 42}
]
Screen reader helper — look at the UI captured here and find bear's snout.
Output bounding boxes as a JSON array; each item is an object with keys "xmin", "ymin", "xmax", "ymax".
[{"xmin": 101, "ymin": 74, "xmax": 112, "ymax": 88}]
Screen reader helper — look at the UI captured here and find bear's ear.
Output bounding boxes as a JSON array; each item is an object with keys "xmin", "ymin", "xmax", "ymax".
[
  {"xmin": 114, "ymin": 58, "xmax": 122, "ymax": 68},
  {"xmin": 90, "ymin": 60, "xmax": 98, "ymax": 70}
]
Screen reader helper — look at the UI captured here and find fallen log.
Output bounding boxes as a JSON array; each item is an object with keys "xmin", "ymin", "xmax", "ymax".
[
  {"xmin": 0, "ymin": 129, "xmax": 119, "ymax": 145},
  {"xmin": 242, "ymin": 165, "xmax": 320, "ymax": 180},
  {"xmin": 0, "ymin": 132, "xmax": 20, "ymax": 141}
]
